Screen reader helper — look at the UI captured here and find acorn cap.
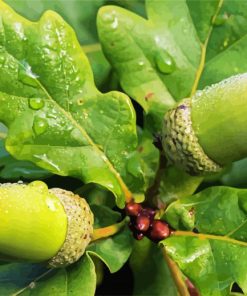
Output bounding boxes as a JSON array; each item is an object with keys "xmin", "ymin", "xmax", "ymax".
[
  {"xmin": 48, "ymin": 188, "xmax": 94, "ymax": 268},
  {"xmin": 162, "ymin": 98, "xmax": 222, "ymax": 175}
]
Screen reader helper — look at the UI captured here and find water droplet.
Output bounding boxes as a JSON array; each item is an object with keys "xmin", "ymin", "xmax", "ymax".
[
  {"xmin": 29, "ymin": 181, "xmax": 48, "ymax": 193},
  {"xmin": 101, "ymin": 10, "xmax": 118, "ymax": 29},
  {"xmin": 214, "ymin": 13, "xmax": 228, "ymax": 26},
  {"xmin": 18, "ymin": 60, "xmax": 39, "ymax": 87},
  {"xmin": 70, "ymin": 128, "xmax": 82, "ymax": 142},
  {"xmin": 33, "ymin": 117, "xmax": 48, "ymax": 135},
  {"xmin": 155, "ymin": 51, "xmax": 176, "ymax": 74},
  {"xmin": 102, "ymin": 11, "xmax": 115, "ymax": 23},
  {"xmin": 138, "ymin": 61, "xmax": 144, "ymax": 68},
  {"xmin": 14, "ymin": 22, "xmax": 26, "ymax": 40},
  {"xmin": 111, "ymin": 17, "xmax": 118, "ymax": 29},
  {"xmin": 29, "ymin": 98, "xmax": 45, "ymax": 110},
  {"xmin": 46, "ymin": 198, "xmax": 58, "ymax": 212},
  {"xmin": 223, "ymin": 37, "xmax": 229, "ymax": 47}
]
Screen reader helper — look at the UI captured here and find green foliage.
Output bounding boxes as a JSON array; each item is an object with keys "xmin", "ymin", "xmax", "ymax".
[
  {"xmin": 130, "ymin": 238, "xmax": 178, "ymax": 296},
  {"xmin": 163, "ymin": 186, "xmax": 247, "ymax": 295},
  {"xmin": 1, "ymin": 0, "xmax": 247, "ymax": 295},
  {"xmin": 98, "ymin": 0, "xmax": 247, "ymax": 130},
  {"xmin": 0, "ymin": 1, "xmax": 144, "ymax": 208},
  {"xmin": 88, "ymin": 205, "xmax": 134, "ymax": 273},
  {"xmin": 0, "ymin": 256, "xmax": 96, "ymax": 296},
  {"xmin": 0, "ymin": 140, "xmax": 51, "ymax": 180}
]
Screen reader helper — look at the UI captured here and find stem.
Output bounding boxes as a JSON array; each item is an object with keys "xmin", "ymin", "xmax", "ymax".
[
  {"xmin": 173, "ymin": 231, "xmax": 247, "ymax": 247},
  {"xmin": 163, "ymin": 250, "xmax": 190, "ymax": 296},
  {"xmin": 146, "ymin": 151, "xmax": 167, "ymax": 207},
  {"xmin": 91, "ymin": 217, "xmax": 129, "ymax": 242},
  {"xmin": 81, "ymin": 43, "xmax": 101, "ymax": 54}
]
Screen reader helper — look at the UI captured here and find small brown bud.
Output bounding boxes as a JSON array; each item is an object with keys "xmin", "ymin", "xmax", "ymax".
[
  {"xmin": 125, "ymin": 202, "xmax": 142, "ymax": 216},
  {"xmin": 136, "ymin": 215, "xmax": 150, "ymax": 232},
  {"xmin": 149, "ymin": 220, "xmax": 170, "ymax": 241}
]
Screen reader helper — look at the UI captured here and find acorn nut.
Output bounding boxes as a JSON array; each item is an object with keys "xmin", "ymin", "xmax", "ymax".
[{"xmin": 0, "ymin": 181, "xmax": 94, "ymax": 268}]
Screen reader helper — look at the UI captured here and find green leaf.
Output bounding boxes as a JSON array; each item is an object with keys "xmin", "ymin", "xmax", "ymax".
[
  {"xmin": 87, "ymin": 205, "xmax": 133, "ymax": 273},
  {"xmin": 5, "ymin": 0, "xmax": 145, "ymax": 92},
  {"xmin": 97, "ymin": 0, "xmax": 202, "ymax": 129},
  {"xmin": 108, "ymin": 0, "xmax": 146, "ymax": 18},
  {"xmin": 130, "ymin": 238, "xmax": 177, "ymax": 296},
  {"xmin": 76, "ymin": 184, "xmax": 116, "ymax": 209},
  {"xmin": 85, "ymin": 47, "xmax": 112, "ymax": 91},
  {"xmin": 0, "ymin": 140, "xmax": 51, "ymax": 180},
  {"xmin": 0, "ymin": 263, "xmax": 46, "ymax": 295},
  {"xmin": 137, "ymin": 128, "xmax": 159, "ymax": 190},
  {"xmin": 4, "ymin": 0, "xmax": 104, "ymax": 45},
  {"xmin": 221, "ymin": 158, "xmax": 247, "ymax": 188},
  {"xmin": 98, "ymin": 0, "xmax": 247, "ymax": 131},
  {"xmin": 3, "ymin": 255, "xmax": 96, "ymax": 296},
  {"xmin": 5, "ymin": 0, "xmax": 113, "ymax": 91},
  {"xmin": 162, "ymin": 186, "xmax": 247, "ymax": 295},
  {"xmin": 0, "ymin": 2, "xmax": 144, "ymax": 208},
  {"xmin": 66, "ymin": 254, "xmax": 96, "ymax": 296},
  {"xmin": 159, "ymin": 166, "xmax": 203, "ymax": 205},
  {"xmin": 189, "ymin": 0, "xmax": 247, "ymax": 89},
  {"xmin": 87, "ymin": 226, "xmax": 133, "ymax": 273},
  {"xmin": 90, "ymin": 204, "xmax": 121, "ymax": 228}
]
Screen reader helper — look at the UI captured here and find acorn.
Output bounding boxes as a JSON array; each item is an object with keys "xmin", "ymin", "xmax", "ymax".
[
  {"xmin": 162, "ymin": 73, "xmax": 247, "ymax": 175},
  {"xmin": 0, "ymin": 181, "xmax": 93, "ymax": 268}
]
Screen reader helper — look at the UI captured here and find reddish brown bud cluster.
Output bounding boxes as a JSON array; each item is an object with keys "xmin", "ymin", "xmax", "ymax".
[{"xmin": 125, "ymin": 201, "xmax": 171, "ymax": 242}]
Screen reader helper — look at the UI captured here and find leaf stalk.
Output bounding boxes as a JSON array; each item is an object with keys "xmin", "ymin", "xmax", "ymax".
[{"xmin": 91, "ymin": 217, "xmax": 129, "ymax": 242}]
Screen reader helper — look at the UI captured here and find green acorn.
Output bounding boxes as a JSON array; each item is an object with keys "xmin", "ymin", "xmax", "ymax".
[
  {"xmin": 162, "ymin": 73, "xmax": 247, "ymax": 175},
  {"xmin": 0, "ymin": 181, "xmax": 93, "ymax": 268}
]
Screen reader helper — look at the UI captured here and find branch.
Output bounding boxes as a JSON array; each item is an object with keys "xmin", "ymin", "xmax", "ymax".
[
  {"xmin": 163, "ymin": 249, "xmax": 190, "ymax": 296},
  {"xmin": 146, "ymin": 151, "xmax": 167, "ymax": 207},
  {"xmin": 91, "ymin": 217, "xmax": 129, "ymax": 242}
]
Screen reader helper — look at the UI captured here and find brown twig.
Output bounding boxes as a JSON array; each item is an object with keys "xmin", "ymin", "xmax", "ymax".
[
  {"xmin": 163, "ymin": 249, "xmax": 190, "ymax": 296},
  {"xmin": 146, "ymin": 151, "xmax": 167, "ymax": 207}
]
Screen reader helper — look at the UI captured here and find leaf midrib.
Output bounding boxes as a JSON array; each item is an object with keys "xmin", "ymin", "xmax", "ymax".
[
  {"xmin": 190, "ymin": 0, "xmax": 224, "ymax": 95},
  {"xmin": 34, "ymin": 78, "xmax": 132, "ymax": 200},
  {"xmin": 173, "ymin": 231, "xmax": 247, "ymax": 247}
]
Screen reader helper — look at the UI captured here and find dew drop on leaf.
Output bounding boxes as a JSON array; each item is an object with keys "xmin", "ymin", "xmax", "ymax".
[
  {"xmin": 33, "ymin": 117, "xmax": 48, "ymax": 135},
  {"xmin": 101, "ymin": 11, "xmax": 115, "ymax": 23},
  {"xmin": 101, "ymin": 10, "xmax": 118, "ymax": 29},
  {"xmin": 29, "ymin": 98, "xmax": 45, "ymax": 110},
  {"xmin": 138, "ymin": 61, "xmax": 145, "ymax": 68},
  {"xmin": 155, "ymin": 51, "xmax": 176, "ymax": 74},
  {"xmin": 111, "ymin": 17, "xmax": 118, "ymax": 29},
  {"xmin": 223, "ymin": 38, "xmax": 229, "ymax": 47},
  {"xmin": 214, "ymin": 13, "xmax": 228, "ymax": 26},
  {"xmin": 18, "ymin": 60, "xmax": 39, "ymax": 87},
  {"xmin": 29, "ymin": 180, "xmax": 48, "ymax": 193}
]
